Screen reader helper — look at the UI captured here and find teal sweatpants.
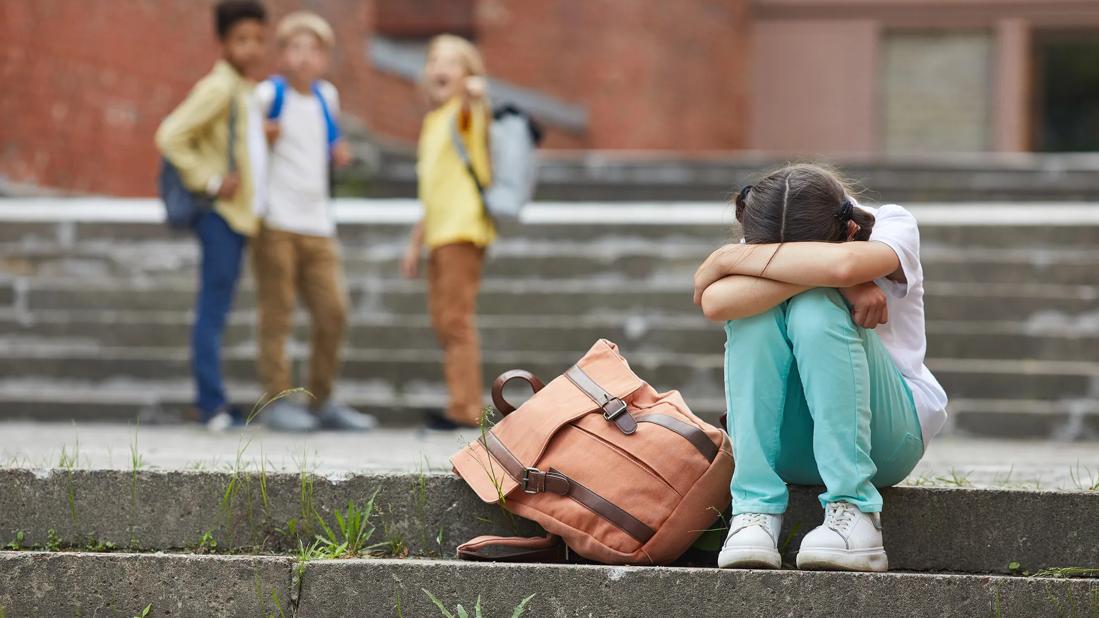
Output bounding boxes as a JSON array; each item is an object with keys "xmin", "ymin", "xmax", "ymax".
[{"xmin": 724, "ymin": 288, "xmax": 924, "ymax": 514}]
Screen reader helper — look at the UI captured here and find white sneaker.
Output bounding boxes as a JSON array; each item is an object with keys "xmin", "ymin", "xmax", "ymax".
[
  {"xmin": 796, "ymin": 501, "xmax": 888, "ymax": 572},
  {"xmin": 204, "ymin": 410, "xmax": 240, "ymax": 432},
  {"xmin": 717, "ymin": 512, "xmax": 783, "ymax": 569}
]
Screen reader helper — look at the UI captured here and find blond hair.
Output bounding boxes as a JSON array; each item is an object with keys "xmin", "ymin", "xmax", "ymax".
[
  {"xmin": 276, "ymin": 11, "xmax": 334, "ymax": 49},
  {"xmin": 424, "ymin": 34, "xmax": 486, "ymax": 77}
]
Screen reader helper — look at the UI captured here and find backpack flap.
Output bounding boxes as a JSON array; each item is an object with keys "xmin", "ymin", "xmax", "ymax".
[{"xmin": 451, "ymin": 339, "xmax": 645, "ymax": 503}]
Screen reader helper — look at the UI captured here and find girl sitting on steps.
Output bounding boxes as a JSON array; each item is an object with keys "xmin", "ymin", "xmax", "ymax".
[{"xmin": 693, "ymin": 163, "xmax": 948, "ymax": 572}]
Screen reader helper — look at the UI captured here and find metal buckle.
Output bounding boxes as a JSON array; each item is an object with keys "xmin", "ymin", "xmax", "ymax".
[
  {"xmin": 601, "ymin": 398, "xmax": 628, "ymax": 422},
  {"xmin": 520, "ymin": 467, "xmax": 542, "ymax": 494}
]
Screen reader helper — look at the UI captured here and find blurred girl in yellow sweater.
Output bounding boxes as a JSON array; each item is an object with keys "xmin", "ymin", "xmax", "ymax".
[{"xmin": 401, "ymin": 35, "xmax": 493, "ymax": 429}]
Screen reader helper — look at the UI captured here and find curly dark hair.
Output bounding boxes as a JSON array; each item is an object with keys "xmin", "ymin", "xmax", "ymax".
[{"xmin": 215, "ymin": 0, "xmax": 267, "ymax": 40}]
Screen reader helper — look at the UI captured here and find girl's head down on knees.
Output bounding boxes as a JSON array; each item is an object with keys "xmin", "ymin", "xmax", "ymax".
[{"xmin": 736, "ymin": 163, "xmax": 876, "ymax": 245}]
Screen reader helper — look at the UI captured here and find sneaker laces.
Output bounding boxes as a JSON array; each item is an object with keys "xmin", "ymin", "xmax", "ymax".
[
  {"xmin": 823, "ymin": 502, "xmax": 859, "ymax": 535},
  {"xmin": 731, "ymin": 512, "xmax": 770, "ymax": 533}
]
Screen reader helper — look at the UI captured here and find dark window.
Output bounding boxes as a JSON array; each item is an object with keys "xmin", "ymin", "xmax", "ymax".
[{"xmin": 1032, "ymin": 30, "xmax": 1099, "ymax": 152}]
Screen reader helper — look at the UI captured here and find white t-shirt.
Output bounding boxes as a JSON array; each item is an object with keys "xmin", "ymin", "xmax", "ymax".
[
  {"xmin": 254, "ymin": 79, "xmax": 339, "ymax": 237},
  {"xmin": 864, "ymin": 203, "xmax": 949, "ymax": 446},
  {"xmin": 246, "ymin": 95, "xmax": 268, "ymax": 218}
]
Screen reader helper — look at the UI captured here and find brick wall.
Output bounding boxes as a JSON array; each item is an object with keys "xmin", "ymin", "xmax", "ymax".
[
  {"xmin": 0, "ymin": 0, "xmax": 749, "ymax": 196},
  {"xmin": 475, "ymin": 0, "xmax": 750, "ymax": 150}
]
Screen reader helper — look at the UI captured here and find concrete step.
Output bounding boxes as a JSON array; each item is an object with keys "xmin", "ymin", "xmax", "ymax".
[
  {"xmin": 4, "ymin": 200, "xmax": 1099, "ymax": 248},
  {"xmin": 369, "ymin": 151, "xmax": 1099, "ymax": 202},
  {"xmin": 0, "ymin": 346, "xmax": 1095, "ymax": 404},
  {"xmin": 2, "ymin": 312, "xmax": 1098, "ymax": 363},
  {"xmin": 1, "ymin": 380, "xmax": 1097, "ymax": 440},
  {"xmin": 3, "ymin": 469, "xmax": 1097, "ymax": 575},
  {"xmin": 2, "ymin": 551, "xmax": 1097, "ymax": 618},
  {"xmin": 6, "ymin": 241, "xmax": 1099, "ymax": 287},
  {"xmin": 7, "ymin": 278, "xmax": 1098, "ymax": 324}
]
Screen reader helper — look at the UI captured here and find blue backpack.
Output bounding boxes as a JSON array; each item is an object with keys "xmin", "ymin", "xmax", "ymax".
[
  {"xmin": 158, "ymin": 97, "xmax": 237, "ymax": 230},
  {"xmin": 266, "ymin": 76, "xmax": 340, "ymax": 151}
]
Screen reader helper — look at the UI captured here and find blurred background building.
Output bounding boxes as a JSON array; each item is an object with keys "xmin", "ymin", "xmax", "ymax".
[
  {"xmin": 0, "ymin": 1, "xmax": 1097, "ymax": 442},
  {"xmin": 6, "ymin": 0, "xmax": 1099, "ymax": 196}
]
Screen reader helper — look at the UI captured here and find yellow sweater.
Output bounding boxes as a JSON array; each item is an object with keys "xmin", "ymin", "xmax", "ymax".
[
  {"xmin": 155, "ymin": 60, "xmax": 259, "ymax": 237},
  {"xmin": 417, "ymin": 97, "xmax": 495, "ymax": 249}
]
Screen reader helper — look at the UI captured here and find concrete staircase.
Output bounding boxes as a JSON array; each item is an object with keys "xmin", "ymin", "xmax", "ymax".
[
  {"xmin": 1, "ymin": 199, "xmax": 1098, "ymax": 439},
  {"xmin": 2, "ymin": 468, "xmax": 1097, "ymax": 616}
]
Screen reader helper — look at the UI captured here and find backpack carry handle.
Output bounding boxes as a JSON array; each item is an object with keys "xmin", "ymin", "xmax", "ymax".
[{"xmin": 491, "ymin": 370, "xmax": 545, "ymax": 415}]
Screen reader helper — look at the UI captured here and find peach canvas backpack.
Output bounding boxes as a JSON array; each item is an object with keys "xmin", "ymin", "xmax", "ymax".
[{"xmin": 451, "ymin": 339, "xmax": 733, "ymax": 565}]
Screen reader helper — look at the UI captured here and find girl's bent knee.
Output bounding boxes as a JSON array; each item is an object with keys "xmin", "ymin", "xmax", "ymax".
[{"xmin": 786, "ymin": 288, "xmax": 853, "ymax": 338}]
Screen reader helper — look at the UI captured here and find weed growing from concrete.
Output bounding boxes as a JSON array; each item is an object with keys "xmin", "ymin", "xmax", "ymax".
[
  {"xmin": 413, "ymin": 456, "xmax": 432, "ymax": 551},
  {"xmin": 132, "ymin": 603, "xmax": 152, "ymax": 618},
  {"xmin": 470, "ymin": 407, "xmax": 521, "ymax": 533},
  {"xmin": 83, "ymin": 533, "xmax": 115, "ymax": 552},
  {"xmin": 45, "ymin": 529, "xmax": 60, "ymax": 552},
  {"xmin": 1032, "ymin": 566, "xmax": 1099, "ymax": 579},
  {"xmin": 128, "ymin": 421, "xmax": 143, "ymax": 549},
  {"xmin": 988, "ymin": 587, "xmax": 1003, "ymax": 618},
  {"xmin": 289, "ymin": 539, "xmax": 325, "ymax": 616},
  {"xmin": 314, "ymin": 492, "xmax": 383, "ymax": 558},
  {"xmin": 379, "ymin": 524, "xmax": 409, "ymax": 558},
  {"xmin": 194, "ymin": 530, "xmax": 218, "ymax": 554},
  {"xmin": 934, "ymin": 467, "xmax": 972, "ymax": 488},
  {"xmin": 1068, "ymin": 462, "xmax": 1099, "ymax": 491},
  {"xmin": 422, "ymin": 589, "xmax": 536, "ymax": 618},
  {"xmin": 4, "ymin": 531, "xmax": 25, "ymax": 550},
  {"xmin": 59, "ymin": 426, "xmax": 80, "ymax": 529}
]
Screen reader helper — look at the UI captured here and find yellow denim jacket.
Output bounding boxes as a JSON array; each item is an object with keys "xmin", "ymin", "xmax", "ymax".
[{"xmin": 155, "ymin": 60, "xmax": 259, "ymax": 237}]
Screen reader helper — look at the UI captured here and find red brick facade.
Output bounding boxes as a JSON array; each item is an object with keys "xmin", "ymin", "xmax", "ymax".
[{"xmin": 0, "ymin": 0, "xmax": 750, "ymax": 196}]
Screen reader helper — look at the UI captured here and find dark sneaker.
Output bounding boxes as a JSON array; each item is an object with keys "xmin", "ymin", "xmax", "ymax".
[{"xmin": 424, "ymin": 411, "xmax": 465, "ymax": 431}]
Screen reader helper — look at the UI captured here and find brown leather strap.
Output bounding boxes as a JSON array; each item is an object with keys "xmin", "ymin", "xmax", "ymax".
[
  {"xmin": 565, "ymin": 365, "xmax": 637, "ymax": 435},
  {"xmin": 636, "ymin": 414, "xmax": 719, "ymax": 462},
  {"xmin": 457, "ymin": 534, "xmax": 567, "ymax": 562},
  {"xmin": 553, "ymin": 466, "xmax": 654, "ymax": 543},
  {"xmin": 482, "ymin": 432, "xmax": 654, "ymax": 544},
  {"xmin": 484, "ymin": 433, "xmax": 570, "ymax": 494},
  {"xmin": 491, "ymin": 370, "xmax": 545, "ymax": 415}
]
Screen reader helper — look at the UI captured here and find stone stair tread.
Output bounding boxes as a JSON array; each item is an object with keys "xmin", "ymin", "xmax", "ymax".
[
  {"xmin": 2, "ymin": 551, "xmax": 1097, "ymax": 618},
  {"xmin": 2, "ymin": 469, "xmax": 1097, "ymax": 576},
  {"xmin": 3, "ymin": 550, "xmax": 1097, "ymax": 617}
]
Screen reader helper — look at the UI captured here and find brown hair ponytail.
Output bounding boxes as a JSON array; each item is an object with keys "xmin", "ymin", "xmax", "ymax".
[{"xmin": 735, "ymin": 164, "xmax": 875, "ymax": 244}]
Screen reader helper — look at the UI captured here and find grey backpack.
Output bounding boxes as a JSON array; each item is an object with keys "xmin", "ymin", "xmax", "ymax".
[{"xmin": 451, "ymin": 104, "xmax": 542, "ymax": 224}]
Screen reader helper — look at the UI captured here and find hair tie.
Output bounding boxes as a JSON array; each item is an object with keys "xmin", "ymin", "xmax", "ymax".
[
  {"xmin": 737, "ymin": 185, "xmax": 753, "ymax": 204},
  {"xmin": 837, "ymin": 198, "xmax": 854, "ymax": 223}
]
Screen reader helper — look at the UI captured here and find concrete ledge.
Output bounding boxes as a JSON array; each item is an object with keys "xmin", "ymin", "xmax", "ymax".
[
  {"xmin": 2, "ymin": 469, "xmax": 1098, "ymax": 575},
  {"xmin": 1, "ymin": 552, "xmax": 1096, "ymax": 618},
  {"xmin": 0, "ymin": 552, "xmax": 290, "ymax": 617}
]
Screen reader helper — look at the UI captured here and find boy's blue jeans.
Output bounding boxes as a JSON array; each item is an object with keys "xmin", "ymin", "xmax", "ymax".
[
  {"xmin": 192, "ymin": 210, "xmax": 246, "ymax": 419},
  {"xmin": 724, "ymin": 288, "xmax": 924, "ymax": 515}
]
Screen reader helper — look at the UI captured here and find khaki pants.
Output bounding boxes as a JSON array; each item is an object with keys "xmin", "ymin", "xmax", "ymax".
[
  {"xmin": 428, "ymin": 242, "xmax": 486, "ymax": 426},
  {"xmin": 253, "ymin": 226, "xmax": 348, "ymax": 407}
]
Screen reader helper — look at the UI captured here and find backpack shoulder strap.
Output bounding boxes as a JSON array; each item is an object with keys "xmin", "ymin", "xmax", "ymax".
[
  {"xmin": 311, "ymin": 81, "xmax": 340, "ymax": 148},
  {"xmin": 267, "ymin": 76, "xmax": 287, "ymax": 121},
  {"xmin": 449, "ymin": 117, "xmax": 485, "ymax": 194}
]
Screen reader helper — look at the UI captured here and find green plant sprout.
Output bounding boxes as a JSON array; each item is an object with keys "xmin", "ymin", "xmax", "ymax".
[
  {"xmin": 314, "ymin": 492, "xmax": 384, "ymax": 558},
  {"xmin": 4, "ymin": 531, "xmax": 25, "ymax": 551},
  {"xmin": 422, "ymin": 590, "xmax": 536, "ymax": 618}
]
